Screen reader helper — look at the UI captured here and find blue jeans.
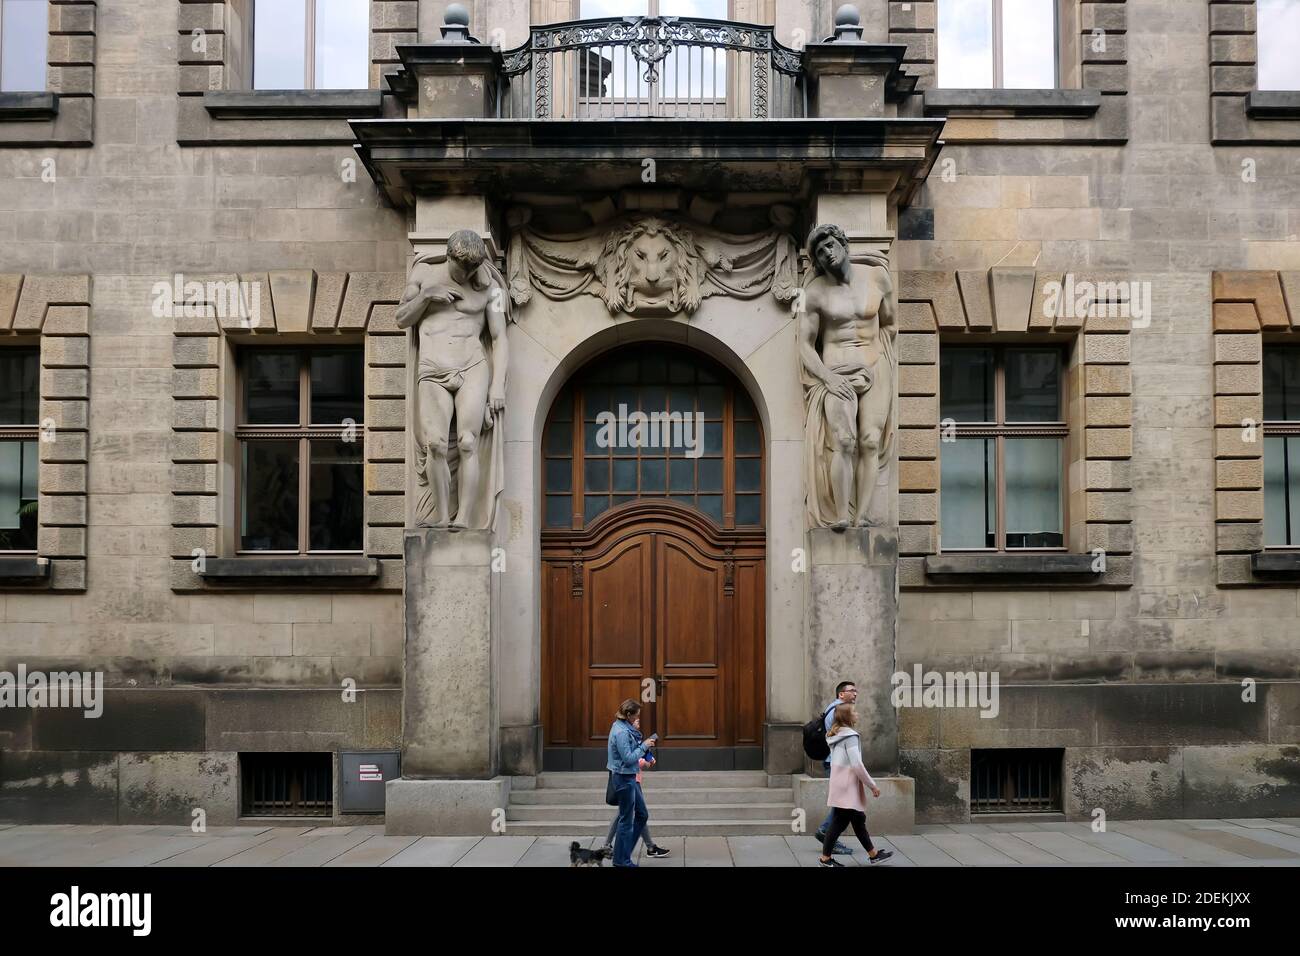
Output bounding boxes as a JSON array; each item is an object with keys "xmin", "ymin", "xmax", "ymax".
[{"xmin": 613, "ymin": 774, "xmax": 648, "ymax": 867}]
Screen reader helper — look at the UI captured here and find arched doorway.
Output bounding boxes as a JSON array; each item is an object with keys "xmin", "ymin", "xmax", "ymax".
[{"xmin": 539, "ymin": 344, "xmax": 766, "ymax": 771}]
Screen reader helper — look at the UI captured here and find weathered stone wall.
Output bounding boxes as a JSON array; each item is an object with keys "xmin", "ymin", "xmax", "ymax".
[
  {"xmin": 0, "ymin": 0, "xmax": 409, "ymax": 821},
  {"xmin": 892, "ymin": 0, "xmax": 1300, "ymax": 818}
]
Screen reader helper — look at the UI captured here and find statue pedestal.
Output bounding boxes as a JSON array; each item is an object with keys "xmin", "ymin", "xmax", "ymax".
[
  {"xmin": 387, "ymin": 527, "xmax": 507, "ymax": 836},
  {"xmin": 806, "ymin": 527, "xmax": 899, "ymax": 772},
  {"xmin": 400, "ymin": 528, "xmax": 495, "ymax": 778}
]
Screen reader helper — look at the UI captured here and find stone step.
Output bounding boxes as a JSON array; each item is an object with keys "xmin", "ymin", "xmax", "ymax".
[
  {"xmin": 535, "ymin": 771, "xmax": 775, "ymax": 789},
  {"xmin": 508, "ymin": 803, "xmax": 797, "ymax": 822},
  {"xmin": 511, "ymin": 787, "xmax": 794, "ymax": 806},
  {"xmin": 503, "ymin": 820, "xmax": 803, "ymax": 838}
]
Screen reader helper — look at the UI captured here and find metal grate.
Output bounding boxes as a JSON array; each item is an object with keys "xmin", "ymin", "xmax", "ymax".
[
  {"xmin": 240, "ymin": 753, "xmax": 333, "ymax": 818},
  {"xmin": 970, "ymin": 749, "xmax": 1062, "ymax": 814}
]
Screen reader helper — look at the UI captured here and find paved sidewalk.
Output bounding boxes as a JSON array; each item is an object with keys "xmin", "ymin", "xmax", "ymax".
[{"xmin": 3, "ymin": 818, "xmax": 1300, "ymax": 867}]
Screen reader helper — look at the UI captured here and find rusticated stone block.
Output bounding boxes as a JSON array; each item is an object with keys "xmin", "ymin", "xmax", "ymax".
[
  {"xmin": 1216, "ymin": 458, "xmax": 1263, "ymax": 490},
  {"xmin": 1214, "ymin": 271, "xmax": 1288, "ymax": 328},
  {"xmin": 1214, "ymin": 334, "xmax": 1261, "ymax": 364},
  {"xmin": 899, "ymin": 459, "xmax": 939, "ymax": 493},
  {"xmin": 1213, "ymin": 301, "xmax": 1259, "ymax": 331},
  {"xmin": 1083, "ymin": 334, "xmax": 1130, "ymax": 364},
  {"xmin": 899, "ymin": 272, "xmax": 964, "ymax": 328},
  {"xmin": 172, "ymin": 526, "xmax": 219, "ymax": 559},
  {"xmin": 1215, "ymin": 363, "xmax": 1261, "ymax": 395},
  {"xmin": 1215, "ymin": 395, "xmax": 1262, "ymax": 425},
  {"xmin": 39, "ymin": 336, "xmax": 89, "ymax": 367},
  {"xmin": 37, "ymin": 526, "xmax": 86, "ymax": 557},
  {"xmin": 1085, "ymin": 396, "xmax": 1131, "ymax": 426},
  {"xmin": 1216, "ymin": 521, "xmax": 1263, "ymax": 553},
  {"xmin": 1216, "ymin": 490, "xmax": 1264, "ymax": 521},
  {"xmin": 1085, "ymin": 427, "xmax": 1131, "ymax": 459},
  {"xmin": 1214, "ymin": 426, "xmax": 1262, "ymax": 459},
  {"xmin": 1084, "ymin": 364, "xmax": 1131, "ymax": 395}
]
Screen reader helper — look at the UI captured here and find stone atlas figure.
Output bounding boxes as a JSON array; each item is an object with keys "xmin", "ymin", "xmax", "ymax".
[
  {"xmin": 397, "ymin": 229, "xmax": 513, "ymax": 531},
  {"xmin": 799, "ymin": 223, "xmax": 897, "ymax": 530}
]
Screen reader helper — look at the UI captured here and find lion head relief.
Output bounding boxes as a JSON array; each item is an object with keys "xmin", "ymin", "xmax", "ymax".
[{"xmin": 595, "ymin": 217, "xmax": 704, "ymax": 315}]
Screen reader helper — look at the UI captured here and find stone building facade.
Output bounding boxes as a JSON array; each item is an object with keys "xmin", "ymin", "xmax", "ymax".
[{"xmin": 0, "ymin": 0, "xmax": 1297, "ymax": 830}]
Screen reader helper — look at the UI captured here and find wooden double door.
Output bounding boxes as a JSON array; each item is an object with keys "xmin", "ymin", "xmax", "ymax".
[{"xmin": 541, "ymin": 504, "xmax": 765, "ymax": 770}]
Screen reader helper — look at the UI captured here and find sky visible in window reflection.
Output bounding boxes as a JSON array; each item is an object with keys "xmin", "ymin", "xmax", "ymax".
[
  {"xmin": 1, "ymin": 0, "xmax": 48, "ymax": 92},
  {"xmin": 937, "ymin": 0, "xmax": 1056, "ymax": 89},
  {"xmin": 1258, "ymin": 0, "xmax": 1300, "ymax": 91}
]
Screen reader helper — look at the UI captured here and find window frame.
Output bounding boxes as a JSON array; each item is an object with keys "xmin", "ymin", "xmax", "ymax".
[
  {"xmin": 936, "ymin": 0, "xmax": 1061, "ymax": 91},
  {"xmin": 1262, "ymin": 343, "xmax": 1300, "ymax": 548},
  {"xmin": 0, "ymin": 345, "xmax": 40, "ymax": 554},
  {"xmin": 250, "ymin": 0, "xmax": 369, "ymax": 92},
  {"xmin": 234, "ymin": 346, "xmax": 366, "ymax": 556},
  {"xmin": 939, "ymin": 344, "xmax": 1069, "ymax": 553}
]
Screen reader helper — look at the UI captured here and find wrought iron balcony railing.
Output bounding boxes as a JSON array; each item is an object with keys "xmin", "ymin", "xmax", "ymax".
[{"xmin": 497, "ymin": 16, "xmax": 806, "ymax": 120}]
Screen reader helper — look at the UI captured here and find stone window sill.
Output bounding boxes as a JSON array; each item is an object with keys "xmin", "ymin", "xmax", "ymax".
[
  {"xmin": 924, "ymin": 552, "xmax": 1100, "ymax": 583},
  {"xmin": 0, "ymin": 556, "xmax": 52, "ymax": 583},
  {"xmin": 922, "ymin": 88, "xmax": 1102, "ymax": 118},
  {"xmin": 199, "ymin": 556, "xmax": 381, "ymax": 581},
  {"xmin": 1245, "ymin": 91, "xmax": 1300, "ymax": 119},
  {"xmin": 0, "ymin": 92, "xmax": 59, "ymax": 121},
  {"xmin": 203, "ymin": 90, "xmax": 385, "ymax": 120},
  {"xmin": 1250, "ymin": 551, "xmax": 1300, "ymax": 574}
]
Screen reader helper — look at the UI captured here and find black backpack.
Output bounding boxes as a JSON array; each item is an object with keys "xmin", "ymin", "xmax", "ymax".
[{"xmin": 801, "ymin": 705, "xmax": 834, "ymax": 761}]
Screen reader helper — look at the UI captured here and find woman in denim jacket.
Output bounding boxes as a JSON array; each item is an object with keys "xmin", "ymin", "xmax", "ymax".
[
  {"xmin": 607, "ymin": 699, "xmax": 657, "ymax": 867},
  {"xmin": 602, "ymin": 715, "xmax": 670, "ymax": 859}
]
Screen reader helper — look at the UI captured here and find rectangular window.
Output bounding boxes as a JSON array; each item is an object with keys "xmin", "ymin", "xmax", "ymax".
[
  {"xmin": 0, "ymin": 347, "xmax": 39, "ymax": 552},
  {"xmin": 0, "ymin": 0, "xmax": 48, "ymax": 92},
  {"xmin": 1258, "ymin": 0, "xmax": 1300, "ymax": 91},
  {"xmin": 939, "ymin": 345, "xmax": 1066, "ymax": 550},
  {"xmin": 237, "ymin": 347, "xmax": 365, "ymax": 554},
  {"xmin": 252, "ymin": 0, "xmax": 369, "ymax": 91},
  {"xmin": 937, "ymin": 0, "xmax": 1058, "ymax": 89},
  {"xmin": 1263, "ymin": 346, "xmax": 1300, "ymax": 546}
]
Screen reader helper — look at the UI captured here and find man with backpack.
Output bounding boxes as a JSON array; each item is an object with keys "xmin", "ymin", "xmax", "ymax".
[{"xmin": 801, "ymin": 680, "xmax": 860, "ymax": 855}]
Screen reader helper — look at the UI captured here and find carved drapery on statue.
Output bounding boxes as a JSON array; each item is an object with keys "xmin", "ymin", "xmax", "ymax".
[
  {"xmin": 400, "ymin": 230, "xmax": 514, "ymax": 532},
  {"xmin": 507, "ymin": 215, "xmax": 799, "ymax": 315},
  {"xmin": 798, "ymin": 224, "xmax": 896, "ymax": 530}
]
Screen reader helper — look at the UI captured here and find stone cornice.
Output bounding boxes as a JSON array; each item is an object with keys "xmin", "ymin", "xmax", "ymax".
[{"xmin": 351, "ymin": 116, "xmax": 946, "ymax": 209}]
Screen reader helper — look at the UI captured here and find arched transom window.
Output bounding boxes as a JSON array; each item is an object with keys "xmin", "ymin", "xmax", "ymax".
[{"xmin": 542, "ymin": 345, "xmax": 764, "ymax": 531}]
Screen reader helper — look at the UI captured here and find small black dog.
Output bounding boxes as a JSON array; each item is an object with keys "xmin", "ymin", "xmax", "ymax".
[{"xmin": 569, "ymin": 841, "xmax": 610, "ymax": 867}]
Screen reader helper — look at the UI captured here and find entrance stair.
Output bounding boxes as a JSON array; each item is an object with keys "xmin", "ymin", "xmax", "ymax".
[{"xmin": 505, "ymin": 771, "xmax": 800, "ymax": 837}]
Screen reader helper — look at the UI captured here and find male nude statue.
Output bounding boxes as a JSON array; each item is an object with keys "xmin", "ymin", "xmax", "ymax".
[
  {"xmin": 396, "ymin": 229, "xmax": 509, "ymax": 529},
  {"xmin": 799, "ymin": 223, "xmax": 896, "ymax": 530}
]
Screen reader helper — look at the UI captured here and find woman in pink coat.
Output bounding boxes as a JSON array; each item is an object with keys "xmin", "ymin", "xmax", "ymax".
[{"xmin": 819, "ymin": 703, "xmax": 894, "ymax": 867}]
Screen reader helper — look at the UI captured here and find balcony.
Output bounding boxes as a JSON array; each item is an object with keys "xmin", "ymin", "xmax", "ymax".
[
  {"xmin": 356, "ymin": 5, "xmax": 942, "ymax": 208},
  {"xmin": 497, "ymin": 16, "xmax": 807, "ymax": 120}
]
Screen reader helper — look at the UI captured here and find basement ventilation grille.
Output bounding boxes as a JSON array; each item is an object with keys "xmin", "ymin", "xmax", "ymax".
[
  {"xmin": 970, "ymin": 748, "xmax": 1063, "ymax": 814},
  {"xmin": 240, "ymin": 752, "xmax": 333, "ymax": 818}
]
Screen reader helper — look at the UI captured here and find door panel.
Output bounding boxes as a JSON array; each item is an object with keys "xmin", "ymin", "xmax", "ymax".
[
  {"xmin": 654, "ymin": 535, "xmax": 724, "ymax": 746},
  {"xmin": 582, "ymin": 536, "xmax": 652, "ymax": 745},
  {"xmin": 543, "ymin": 520, "xmax": 764, "ymax": 754},
  {"xmin": 587, "ymin": 538, "xmax": 650, "ymax": 667}
]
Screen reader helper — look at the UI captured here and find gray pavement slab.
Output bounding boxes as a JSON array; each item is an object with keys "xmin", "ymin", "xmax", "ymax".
[
  {"xmin": 382, "ymin": 836, "xmax": 481, "ymax": 867},
  {"xmin": 453, "ymin": 836, "xmax": 536, "ymax": 867},
  {"xmin": 727, "ymin": 835, "xmax": 799, "ymax": 867},
  {"xmin": 1013, "ymin": 831, "xmax": 1127, "ymax": 864},
  {"xmin": 925, "ymin": 833, "xmax": 1020, "ymax": 865},
  {"xmin": 324, "ymin": 835, "xmax": 421, "ymax": 867},
  {"xmin": 682, "ymin": 836, "xmax": 733, "ymax": 867},
  {"xmin": 887, "ymin": 835, "xmax": 961, "ymax": 866}
]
